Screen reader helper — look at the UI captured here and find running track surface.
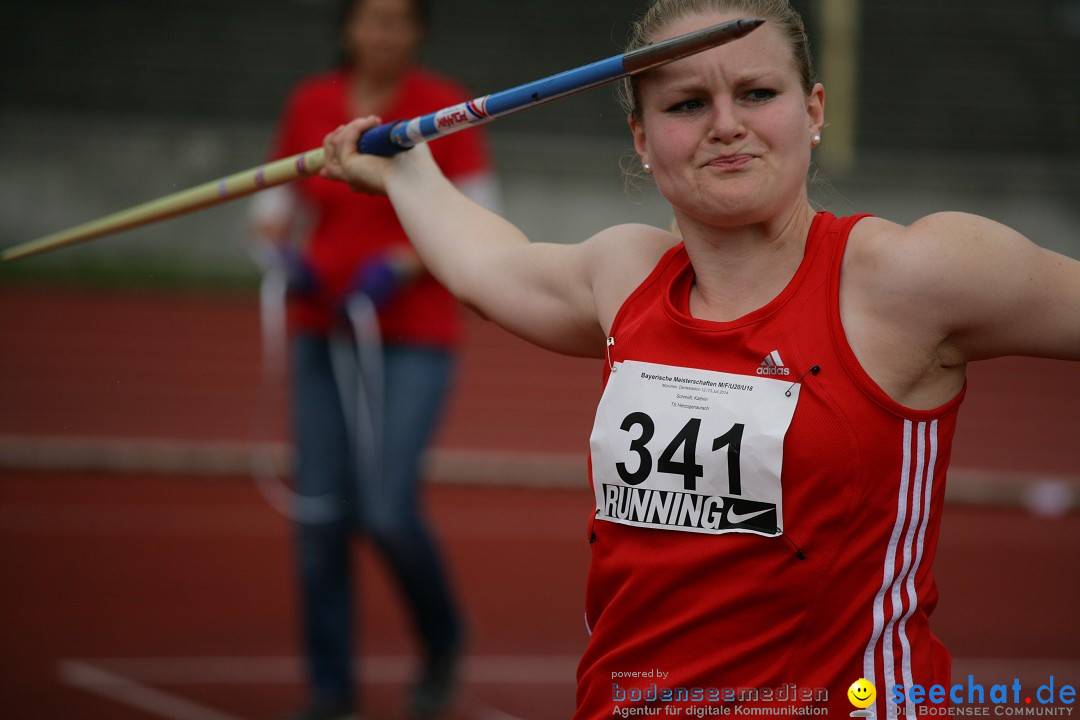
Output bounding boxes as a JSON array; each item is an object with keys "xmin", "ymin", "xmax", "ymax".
[
  {"xmin": 1, "ymin": 287, "xmax": 1078, "ymax": 719},
  {"xmin": 2, "ymin": 287, "xmax": 1079, "ymax": 474}
]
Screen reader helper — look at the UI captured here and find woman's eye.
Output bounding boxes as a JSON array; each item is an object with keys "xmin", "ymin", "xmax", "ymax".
[
  {"xmin": 744, "ymin": 88, "xmax": 777, "ymax": 103},
  {"xmin": 666, "ymin": 99, "xmax": 705, "ymax": 114}
]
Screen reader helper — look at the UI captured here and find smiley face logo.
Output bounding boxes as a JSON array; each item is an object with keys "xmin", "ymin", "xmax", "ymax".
[{"xmin": 848, "ymin": 678, "xmax": 877, "ymax": 709}]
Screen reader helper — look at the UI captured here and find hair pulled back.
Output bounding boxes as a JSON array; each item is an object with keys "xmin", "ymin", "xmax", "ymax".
[{"xmin": 617, "ymin": 0, "xmax": 816, "ymax": 120}]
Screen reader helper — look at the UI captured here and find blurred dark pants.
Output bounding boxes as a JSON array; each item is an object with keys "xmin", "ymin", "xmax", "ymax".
[{"xmin": 290, "ymin": 333, "xmax": 461, "ymax": 707}]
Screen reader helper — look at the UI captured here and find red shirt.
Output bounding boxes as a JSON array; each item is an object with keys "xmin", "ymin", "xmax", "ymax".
[
  {"xmin": 580, "ymin": 213, "xmax": 964, "ymax": 718},
  {"xmin": 271, "ymin": 67, "xmax": 491, "ymax": 345}
]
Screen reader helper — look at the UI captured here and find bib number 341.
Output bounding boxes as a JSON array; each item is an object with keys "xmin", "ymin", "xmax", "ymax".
[{"xmin": 616, "ymin": 413, "xmax": 745, "ymax": 496}]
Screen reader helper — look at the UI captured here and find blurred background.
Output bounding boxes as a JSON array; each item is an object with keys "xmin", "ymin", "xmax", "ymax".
[
  {"xmin": 1, "ymin": 1, "xmax": 1078, "ymax": 718},
  {"xmin": 1, "ymin": 0, "xmax": 1077, "ymax": 276}
]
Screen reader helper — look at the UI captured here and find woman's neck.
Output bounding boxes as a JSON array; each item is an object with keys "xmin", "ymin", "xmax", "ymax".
[{"xmin": 679, "ymin": 201, "xmax": 818, "ymax": 322}]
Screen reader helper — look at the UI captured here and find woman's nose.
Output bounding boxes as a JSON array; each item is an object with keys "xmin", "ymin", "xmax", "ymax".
[{"xmin": 707, "ymin": 97, "xmax": 746, "ymax": 144}]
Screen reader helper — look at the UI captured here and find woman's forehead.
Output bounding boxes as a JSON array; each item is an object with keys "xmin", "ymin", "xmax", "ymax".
[{"xmin": 642, "ymin": 12, "xmax": 797, "ymax": 85}]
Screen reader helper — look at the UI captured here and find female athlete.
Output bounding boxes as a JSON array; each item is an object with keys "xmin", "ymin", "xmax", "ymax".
[{"xmin": 319, "ymin": 1, "xmax": 1080, "ymax": 716}]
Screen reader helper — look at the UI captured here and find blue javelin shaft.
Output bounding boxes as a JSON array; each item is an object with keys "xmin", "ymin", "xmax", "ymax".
[{"xmin": 358, "ymin": 17, "xmax": 765, "ymax": 156}]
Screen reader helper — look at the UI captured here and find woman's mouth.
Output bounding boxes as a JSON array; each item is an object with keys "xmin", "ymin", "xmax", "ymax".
[{"xmin": 706, "ymin": 154, "xmax": 754, "ymax": 171}]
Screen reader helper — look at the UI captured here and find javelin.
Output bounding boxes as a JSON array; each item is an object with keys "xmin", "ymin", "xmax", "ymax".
[{"xmin": 2, "ymin": 17, "xmax": 764, "ymax": 263}]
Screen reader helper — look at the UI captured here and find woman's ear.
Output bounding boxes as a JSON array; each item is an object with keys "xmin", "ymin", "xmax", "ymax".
[{"xmin": 808, "ymin": 82, "xmax": 825, "ymax": 139}]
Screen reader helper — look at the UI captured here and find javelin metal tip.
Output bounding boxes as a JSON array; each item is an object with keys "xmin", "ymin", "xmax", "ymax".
[
  {"xmin": 622, "ymin": 17, "xmax": 769, "ymax": 76},
  {"xmin": 733, "ymin": 18, "xmax": 767, "ymax": 34}
]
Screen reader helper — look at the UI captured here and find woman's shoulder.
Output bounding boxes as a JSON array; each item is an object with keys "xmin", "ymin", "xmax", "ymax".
[
  {"xmin": 845, "ymin": 211, "xmax": 1011, "ymax": 289},
  {"xmin": 585, "ymin": 224, "xmax": 682, "ymax": 329},
  {"xmin": 849, "ymin": 210, "xmax": 995, "ymax": 243},
  {"xmin": 585, "ymin": 223, "xmax": 681, "ymax": 266},
  {"xmin": 840, "ymin": 210, "xmax": 1047, "ymax": 359},
  {"xmin": 839, "ymin": 210, "xmax": 1080, "ymax": 371}
]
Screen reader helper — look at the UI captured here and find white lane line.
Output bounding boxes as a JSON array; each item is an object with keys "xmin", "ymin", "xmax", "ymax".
[
  {"xmin": 58, "ymin": 660, "xmax": 248, "ymax": 720},
  {"xmin": 63, "ymin": 654, "xmax": 1079, "ymax": 688},
  {"xmin": 3, "ymin": 433, "xmax": 1077, "ymax": 511},
  {"xmin": 59, "ymin": 656, "xmax": 566, "ymax": 720},
  {"xmin": 60, "ymin": 654, "xmax": 581, "ymax": 685}
]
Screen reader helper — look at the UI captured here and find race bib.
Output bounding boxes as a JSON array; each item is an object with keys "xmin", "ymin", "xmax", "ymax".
[{"xmin": 590, "ymin": 360, "xmax": 800, "ymax": 536}]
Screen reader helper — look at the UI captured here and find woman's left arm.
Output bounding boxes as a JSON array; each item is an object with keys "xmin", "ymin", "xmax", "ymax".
[{"xmin": 900, "ymin": 212, "xmax": 1080, "ymax": 363}]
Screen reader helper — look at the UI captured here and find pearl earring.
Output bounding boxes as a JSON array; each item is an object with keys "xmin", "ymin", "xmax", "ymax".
[
  {"xmin": 643, "ymin": 162, "xmax": 652, "ymax": 173},
  {"xmin": 812, "ymin": 134, "xmax": 822, "ymax": 146}
]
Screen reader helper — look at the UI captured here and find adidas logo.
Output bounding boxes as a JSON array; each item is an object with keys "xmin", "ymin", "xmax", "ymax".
[{"xmin": 756, "ymin": 350, "xmax": 791, "ymax": 376}]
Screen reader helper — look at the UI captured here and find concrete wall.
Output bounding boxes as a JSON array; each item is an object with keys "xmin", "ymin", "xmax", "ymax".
[{"xmin": 1, "ymin": 0, "xmax": 1076, "ymax": 278}]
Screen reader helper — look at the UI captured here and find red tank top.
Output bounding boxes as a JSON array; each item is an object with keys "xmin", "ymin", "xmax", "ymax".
[{"xmin": 579, "ymin": 212, "xmax": 965, "ymax": 718}]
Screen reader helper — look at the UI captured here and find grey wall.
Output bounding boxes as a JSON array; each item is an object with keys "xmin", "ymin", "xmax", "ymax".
[{"xmin": 1, "ymin": 0, "xmax": 1076, "ymax": 277}]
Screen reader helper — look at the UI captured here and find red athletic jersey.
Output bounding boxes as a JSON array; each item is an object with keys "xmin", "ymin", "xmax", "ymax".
[
  {"xmin": 580, "ymin": 212, "xmax": 965, "ymax": 718},
  {"xmin": 271, "ymin": 68, "xmax": 491, "ymax": 345}
]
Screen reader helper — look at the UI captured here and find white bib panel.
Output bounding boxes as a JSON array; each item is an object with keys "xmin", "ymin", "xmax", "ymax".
[{"xmin": 590, "ymin": 360, "xmax": 800, "ymax": 536}]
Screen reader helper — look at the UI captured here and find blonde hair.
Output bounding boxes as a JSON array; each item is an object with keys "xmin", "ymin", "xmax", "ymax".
[{"xmin": 617, "ymin": 0, "xmax": 816, "ymax": 120}]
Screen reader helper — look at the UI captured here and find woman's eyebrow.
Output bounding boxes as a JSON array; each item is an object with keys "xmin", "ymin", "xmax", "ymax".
[
  {"xmin": 731, "ymin": 70, "xmax": 776, "ymax": 86},
  {"xmin": 648, "ymin": 71, "xmax": 779, "ymax": 102}
]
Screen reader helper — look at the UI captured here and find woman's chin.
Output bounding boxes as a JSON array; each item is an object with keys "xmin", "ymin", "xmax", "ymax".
[{"xmin": 676, "ymin": 195, "xmax": 775, "ymax": 230}]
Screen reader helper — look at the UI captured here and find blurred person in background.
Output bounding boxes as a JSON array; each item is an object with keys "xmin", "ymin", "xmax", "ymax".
[{"xmin": 250, "ymin": 0, "xmax": 498, "ymax": 718}]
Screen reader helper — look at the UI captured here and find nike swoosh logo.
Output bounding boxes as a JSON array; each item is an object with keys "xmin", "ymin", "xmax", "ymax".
[{"xmin": 726, "ymin": 506, "xmax": 774, "ymax": 525}]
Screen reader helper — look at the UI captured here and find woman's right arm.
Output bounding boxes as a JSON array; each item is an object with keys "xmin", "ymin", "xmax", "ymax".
[{"xmin": 323, "ymin": 117, "xmax": 672, "ymax": 357}]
